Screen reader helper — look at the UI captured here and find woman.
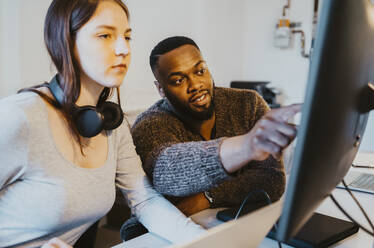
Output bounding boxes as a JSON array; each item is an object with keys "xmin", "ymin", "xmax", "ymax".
[{"xmin": 0, "ymin": 0, "xmax": 204, "ymax": 247}]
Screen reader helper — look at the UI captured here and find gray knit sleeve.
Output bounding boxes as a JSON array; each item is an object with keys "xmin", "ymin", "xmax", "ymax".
[
  {"xmin": 153, "ymin": 138, "xmax": 229, "ymax": 196},
  {"xmin": 131, "ymin": 113, "xmax": 231, "ymax": 197}
]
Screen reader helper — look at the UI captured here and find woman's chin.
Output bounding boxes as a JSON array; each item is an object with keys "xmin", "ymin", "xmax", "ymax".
[{"xmin": 102, "ymin": 76, "xmax": 125, "ymax": 88}]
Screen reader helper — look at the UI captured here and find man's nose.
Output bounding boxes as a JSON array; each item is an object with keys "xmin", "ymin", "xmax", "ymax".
[{"xmin": 187, "ymin": 76, "xmax": 203, "ymax": 93}]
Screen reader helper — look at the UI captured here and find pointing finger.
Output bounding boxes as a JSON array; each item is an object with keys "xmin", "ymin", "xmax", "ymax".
[{"xmin": 268, "ymin": 103, "xmax": 303, "ymax": 122}]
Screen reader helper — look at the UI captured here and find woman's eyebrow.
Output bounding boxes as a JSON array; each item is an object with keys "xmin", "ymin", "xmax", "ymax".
[
  {"xmin": 94, "ymin": 26, "xmax": 132, "ymax": 33},
  {"xmin": 95, "ymin": 25, "xmax": 116, "ymax": 31}
]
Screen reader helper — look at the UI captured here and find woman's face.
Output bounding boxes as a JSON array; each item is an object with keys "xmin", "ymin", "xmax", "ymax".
[{"xmin": 74, "ymin": 0, "xmax": 131, "ymax": 88}]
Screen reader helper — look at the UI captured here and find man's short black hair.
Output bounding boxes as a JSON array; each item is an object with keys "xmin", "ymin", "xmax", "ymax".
[{"xmin": 149, "ymin": 36, "xmax": 200, "ymax": 73}]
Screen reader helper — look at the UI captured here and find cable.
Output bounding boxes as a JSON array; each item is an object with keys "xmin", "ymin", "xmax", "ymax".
[
  {"xmin": 351, "ymin": 163, "xmax": 374, "ymax": 169},
  {"xmin": 234, "ymin": 190, "xmax": 283, "ymax": 248},
  {"xmin": 329, "ymin": 194, "xmax": 374, "ymax": 236},
  {"xmin": 234, "ymin": 189, "xmax": 271, "ymax": 220},
  {"xmin": 342, "ymin": 180, "xmax": 374, "ymax": 231}
]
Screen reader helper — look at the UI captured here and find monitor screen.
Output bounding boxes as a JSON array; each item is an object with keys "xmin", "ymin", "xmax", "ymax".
[{"xmin": 276, "ymin": 0, "xmax": 374, "ymax": 241}]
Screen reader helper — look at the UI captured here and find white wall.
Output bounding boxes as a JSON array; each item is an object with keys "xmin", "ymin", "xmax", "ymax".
[
  {"xmin": 0, "ymin": 0, "xmax": 52, "ymax": 97},
  {"xmin": 241, "ymin": 0, "xmax": 313, "ymax": 105},
  {"xmin": 122, "ymin": 0, "xmax": 311, "ymax": 109},
  {"xmin": 122, "ymin": 0, "xmax": 248, "ymax": 111},
  {"xmin": 0, "ymin": 0, "xmax": 21, "ymax": 96},
  {"xmin": 0, "ymin": 0, "xmax": 372, "ymax": 151}
]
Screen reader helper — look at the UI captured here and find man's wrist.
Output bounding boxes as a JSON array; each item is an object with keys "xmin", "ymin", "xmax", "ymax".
[
  {"xmin": 220, "ymin": 135, "xmax": 252, "ymax": 173},
  {"xmin": 203, "ymin": 190, "xmax": 214, "ymax": 205}
]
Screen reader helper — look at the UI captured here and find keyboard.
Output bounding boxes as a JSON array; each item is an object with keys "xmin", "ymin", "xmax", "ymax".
[{"xmin": 337, "ymin": 171, "xmax": 374, "ymax": 194}]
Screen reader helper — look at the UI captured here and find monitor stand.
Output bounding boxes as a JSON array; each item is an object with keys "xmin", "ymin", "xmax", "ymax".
[{"xmin": 267, "ymin": 212, "xmax": 359, "ymax": 248}]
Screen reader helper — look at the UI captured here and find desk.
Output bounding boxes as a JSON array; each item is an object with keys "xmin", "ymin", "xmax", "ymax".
[{"xmin": 113, "ymin": 152, "xmax": 374, "ymax": 248}]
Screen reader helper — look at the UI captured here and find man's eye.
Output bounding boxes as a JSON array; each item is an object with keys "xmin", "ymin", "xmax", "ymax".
[
  {"xmin": 197, "ymin": 68, "xmax": 206, "ymax": 75},
  {"xmin": 173, "ymin": 78, "xmax": 185, "ymax": 85}
]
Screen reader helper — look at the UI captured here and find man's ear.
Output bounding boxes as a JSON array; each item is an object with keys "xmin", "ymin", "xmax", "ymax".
[{"xmin": 154, "ymin": 80, "xmax": 165, "ymax": 98}]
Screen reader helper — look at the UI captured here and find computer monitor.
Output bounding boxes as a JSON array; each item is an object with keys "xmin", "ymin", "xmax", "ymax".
[{"xmin": 276, "ymin": 0, "xmax": 374, "ymax": 242}]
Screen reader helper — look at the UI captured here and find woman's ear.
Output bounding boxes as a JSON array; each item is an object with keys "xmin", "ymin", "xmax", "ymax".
[{"xmin": 154, "ymin": 81, "xmax": 165, "ymax": 98}]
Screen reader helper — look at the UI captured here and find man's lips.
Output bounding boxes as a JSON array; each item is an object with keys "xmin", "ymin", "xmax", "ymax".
[{"xmin": 190, "ymin": 90, "xmax": 210, "ymax": 104}]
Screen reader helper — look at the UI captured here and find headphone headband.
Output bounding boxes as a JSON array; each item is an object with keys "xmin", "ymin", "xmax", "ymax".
[{"xmin": 49, "ymin": 75, "xmax": 65, "ymax": 107}]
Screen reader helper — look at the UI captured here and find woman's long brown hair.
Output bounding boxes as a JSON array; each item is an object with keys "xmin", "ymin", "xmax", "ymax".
[{"xmin": 18, "ymin": 0, "xmax": 129, "ymax": 153}]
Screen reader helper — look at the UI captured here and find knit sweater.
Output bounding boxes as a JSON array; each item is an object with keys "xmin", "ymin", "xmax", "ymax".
[{"xmin": 131, "ymin": 87, "xmax": 286, "ymax": 207}]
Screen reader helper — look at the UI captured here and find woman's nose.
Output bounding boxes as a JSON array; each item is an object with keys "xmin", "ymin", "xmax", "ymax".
[{"xmin": 115, "ymin": 38, "xmax": 130, "ymax": 56}]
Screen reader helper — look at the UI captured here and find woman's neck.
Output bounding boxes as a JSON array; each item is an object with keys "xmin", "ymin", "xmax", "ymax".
[{"xmin": 76, "ymin": 74, "xmax": 105, "ymax": 106}]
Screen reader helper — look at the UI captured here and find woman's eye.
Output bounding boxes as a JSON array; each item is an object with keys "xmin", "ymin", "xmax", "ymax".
[
  {"xmin": 125, "ymin": 36, "xmax": 132, "ymax": 41},
  {"xmin": 98, "ymin": 34, "xmax": 111, "ymax": 39}
]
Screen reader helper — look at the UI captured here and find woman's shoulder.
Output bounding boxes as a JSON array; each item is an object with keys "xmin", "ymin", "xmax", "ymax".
[
  {"xmin": 110, "ymin": 116, "xmax": 132, "ymax": 144},
  {"xmin": 0, "ymin": 93, "xmax": 39, "ymax": 140},
  {"xmin": 0, "ymin": 92, "xmax": 41, "ymax": 112},
  {"xmin": 0, "ymin": 92, "xmax": 44, "ymax": 129}
]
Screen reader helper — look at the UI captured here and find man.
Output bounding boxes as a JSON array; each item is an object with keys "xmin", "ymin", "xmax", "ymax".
[{"xmin": 131, "ymin": 36, "xmax": 301, "ymax": 216}]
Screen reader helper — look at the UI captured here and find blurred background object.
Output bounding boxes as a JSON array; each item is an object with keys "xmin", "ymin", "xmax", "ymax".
[{"xmin": 230, "ymin": 81, "xmax": 281, "ymax": 108}]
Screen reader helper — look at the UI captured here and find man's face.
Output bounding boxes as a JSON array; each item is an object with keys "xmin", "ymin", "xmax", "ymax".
[{"xmin": 154, "ymin": 45, "xmax": 214, "ymax": 120}]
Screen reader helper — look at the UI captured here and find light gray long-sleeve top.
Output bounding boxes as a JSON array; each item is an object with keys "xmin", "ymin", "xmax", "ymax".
[{"xmin": 0, "ymin": 92, "xmax": 204, "ymax": 248}]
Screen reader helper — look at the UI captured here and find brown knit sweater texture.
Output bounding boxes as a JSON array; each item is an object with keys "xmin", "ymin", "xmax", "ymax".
[{"xmin": 131, "ymin": 87, "xmax": 285, "ymax": 208}]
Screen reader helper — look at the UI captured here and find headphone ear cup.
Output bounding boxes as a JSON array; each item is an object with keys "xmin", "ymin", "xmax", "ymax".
[
  {"xmin": 73, "ymin": 106, "xmax": 104, "ymax": 138},
  {"xmin": 98, "ymin": 102, "xmax": 124, "ymax": 130}
]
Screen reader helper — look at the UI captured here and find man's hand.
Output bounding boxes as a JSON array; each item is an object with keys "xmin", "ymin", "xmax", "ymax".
[
  {"xmin": 176, "ymin": 192, "xmax": 211, "ymax": 216},
  {"xmin": 245, "ymin": 104, "xmax": 301, "ymax": 161},
  {"xmin": 220, "ymin": 104, "xmax": 302, "ymax": 173},
  {"xmin": 41, "ymin": 238, "xmax": 73, "ymax": 248}
]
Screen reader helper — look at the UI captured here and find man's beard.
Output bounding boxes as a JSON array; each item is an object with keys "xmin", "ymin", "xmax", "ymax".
[{"xmin": 164, "ymin": 90, "xmax": 215, "ymax": 121}]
